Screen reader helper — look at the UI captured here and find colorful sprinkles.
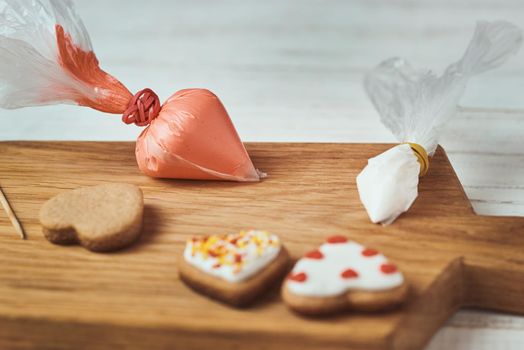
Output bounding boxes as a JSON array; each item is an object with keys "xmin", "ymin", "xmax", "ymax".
[{"xmin": 187, "ymin": 230, "xmax": 280, "ymax": 275}]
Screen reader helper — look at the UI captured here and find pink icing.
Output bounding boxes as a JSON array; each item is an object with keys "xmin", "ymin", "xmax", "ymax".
[{"xmin": 135, "ymin": 89, "xmax": 262, "ymax": 181}]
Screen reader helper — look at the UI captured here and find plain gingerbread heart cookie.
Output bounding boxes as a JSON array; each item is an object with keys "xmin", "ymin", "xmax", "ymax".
[
  {"xmin": 39, "ymin": 183, "xmax": 144, "ymax": 252},
  {"xmin": 282, "ymin": 235, "xmax": 409, "ymax": 315},
  {"xmin": 179, "ymin": 230, "xmax": 290, "ymax": 307}
]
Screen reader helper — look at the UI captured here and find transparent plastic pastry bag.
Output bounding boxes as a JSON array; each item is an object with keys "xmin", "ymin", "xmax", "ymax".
[{"xmin": 357, "ymin": 21, "xmax": 522, "ymax": 224}]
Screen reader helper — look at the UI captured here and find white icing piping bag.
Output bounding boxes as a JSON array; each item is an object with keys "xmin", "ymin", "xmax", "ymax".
[{"xmin": 357, "ymin": 21, "xmax": 522, "ymax": 225}]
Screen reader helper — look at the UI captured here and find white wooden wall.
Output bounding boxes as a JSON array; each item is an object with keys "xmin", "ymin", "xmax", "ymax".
[{"xmin": 1, "ymin": 1, "xmax": 523, "ymax": 348}]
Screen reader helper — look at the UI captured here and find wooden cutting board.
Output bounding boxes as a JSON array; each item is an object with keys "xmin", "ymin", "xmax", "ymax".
[{"xmin": 0, "ymin": 141, "xmax": 523, "ymax": 350}]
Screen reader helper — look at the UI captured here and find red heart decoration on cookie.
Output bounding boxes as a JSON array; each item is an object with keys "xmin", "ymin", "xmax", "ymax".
[
  {"xmin": 135, "ymin": 89, "xmax": 262, "ymax": 181},
  {"xmin": 304, "ymin": 249, "xmax": 324, "ymax": 259},
  {"xmin": 341, "ymin": 268, "xmax": 359, "ymax": 279},
  {"xmin": 326, "ymin": 235, "xmax": 348, "ymax": 244},
  {"xmin": 282, "ymin": 236, "xmax": 409, "ymax": 315},
  {"xmin": 362, "ymin": 248, "xmax": 379, "ymax": 257},
  {"xmin": 288, "ymin": 272, "xmax": 308, "ymax": 282}
]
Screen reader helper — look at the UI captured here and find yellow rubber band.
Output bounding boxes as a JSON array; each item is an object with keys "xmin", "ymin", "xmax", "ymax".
[{"xmin": 404, "ymin": 142, "xmax": 429, "ymax": 177}]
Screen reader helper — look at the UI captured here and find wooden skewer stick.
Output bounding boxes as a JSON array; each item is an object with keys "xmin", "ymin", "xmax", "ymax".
[{"xmin": 0, "ymin": 186, "xmax": 25, "ymax": 239}]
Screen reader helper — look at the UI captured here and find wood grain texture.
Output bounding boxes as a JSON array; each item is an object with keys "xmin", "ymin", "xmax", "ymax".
[
  {"xmin": 0, "ymin": 1, "xmax": 523, "ymax": 348},
  {"xmin": 0, "ymin": 141, "xmax": 523, "ymax": 350},
  {"xmin": 1, "ymin": 0, "xmax": 524, "ymax": 347}
]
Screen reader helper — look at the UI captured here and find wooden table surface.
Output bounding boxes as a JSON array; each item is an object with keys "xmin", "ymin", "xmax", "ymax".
[{"xmin": 0, "ymin": 1, "xmax": 523, "ymax": 349}]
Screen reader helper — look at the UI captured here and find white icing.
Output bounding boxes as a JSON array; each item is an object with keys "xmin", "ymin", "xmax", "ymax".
[
  {"xmin": 184, "ymin": 230, "xmax": 281, "ymax": 283},
  {"xmin": 286, "ymin": 240, "xmax": 404, "ymax": 296}
]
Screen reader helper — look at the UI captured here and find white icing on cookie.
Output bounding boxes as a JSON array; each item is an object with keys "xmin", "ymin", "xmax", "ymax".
[
  {"xmin": 286, "ymin": 236, "xmax": 404, "ymax": 297},
  {"xmin": 184, "ymin": 230, "xmax": 281, "ymax": 283}
]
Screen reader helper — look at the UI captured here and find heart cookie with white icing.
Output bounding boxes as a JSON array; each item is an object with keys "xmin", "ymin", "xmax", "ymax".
[
  {"xmin": 178, "ymin": 230, "xmax": 290, "ymax": 307},
  {"xmin": 282, "ymin": 235, "xmax": 409, "ymax": 315}
]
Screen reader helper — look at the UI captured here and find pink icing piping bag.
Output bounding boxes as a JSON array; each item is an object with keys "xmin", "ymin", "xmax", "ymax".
[{"xmin": 0, "ymin": 0, "xmax": 263, "ymax": 182}]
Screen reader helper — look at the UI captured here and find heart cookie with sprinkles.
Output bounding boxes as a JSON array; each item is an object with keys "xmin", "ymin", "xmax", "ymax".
[
  {"xmin": 178, "ymin": 230, "xmax": 290, "ymax": 307},
  {"xmin": 282, "ymin": 235, "xmax": 409, "ymax": 315}
]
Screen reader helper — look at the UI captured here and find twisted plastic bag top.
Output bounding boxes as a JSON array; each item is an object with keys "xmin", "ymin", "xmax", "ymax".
[
  {"xmin": 364, "ymin": 21, "xmax": 522, "ymax": 154},
  {"xmin": 357, "ymin": 21, "xmax": 522, "ymax": 224},
  {"xmin": 0, "ymin": 0, "xmax": 131, "ymax": 112},
  {"xmin": 0, "ymin": 0, "xmax": 262, "ymax": 181}
]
